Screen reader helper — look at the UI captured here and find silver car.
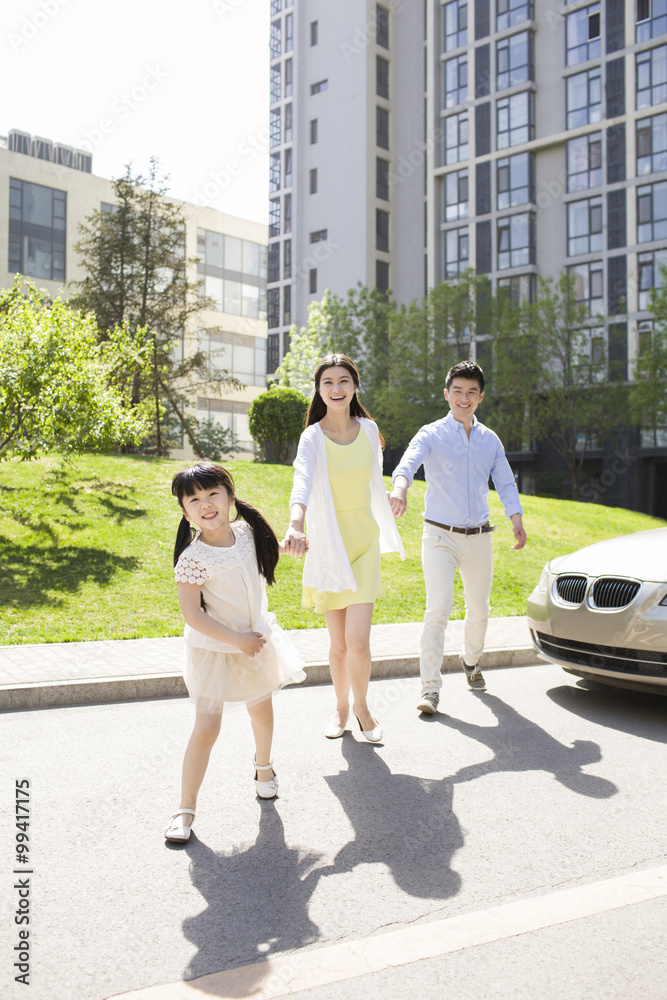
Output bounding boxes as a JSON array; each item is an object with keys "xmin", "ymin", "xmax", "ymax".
[{"xmin": 527, "ymin": 527, "xmax": 667, "ymax": 692}]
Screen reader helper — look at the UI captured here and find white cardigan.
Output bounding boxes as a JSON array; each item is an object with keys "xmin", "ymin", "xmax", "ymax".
[{"xmin": 289, "ymin": 417, "xmax": 406, "ymax": 593}]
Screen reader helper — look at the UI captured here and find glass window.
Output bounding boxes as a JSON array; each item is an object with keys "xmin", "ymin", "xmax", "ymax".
[
  {"xmin": 445, "ymin": 226, "xmax": 469, "ymax": 277},
  {"xmin": 377, "ymin": 157, "xmax": 390, "ymax": 200},
  {"xmin": 637, "ymin": 46, "xmax": 667, "ymax": 108},
  {"xmin": 285, "ymin": 58, "xmax": 293, "ymax": 97},
  {"xmin": 638, "ymin": 249, "xmax": 667, "ymax": 308},
  {"xmin": 309, "ymin": 268, "xmax": 317, "ymax": 294},
  {"xmin": 224, "ymin": 280, "xmax": 242, "ymax": 316},
  {"xmin": 637, "ymin": 0, "xmax": 667, "ymax": 41},
  {"xmin": 445, "ymin": 54, "xmax": 467, "ymax": 107},
  {"xmin": 284, "ymin": 193, "xmax": 292, "ymax": 233},
  {"xmin": 311, "ymin": 79, "xmax": 328, "ymax": 95},
  {"xmin": 497, "ymin": 213, "xmax": 533, "ymax": 269},
  {"xmin": 270, "ymin": 108, "xmax": 281, "ymax": 148},
  {"xmin": 567, "ymin": 133, "xmax": 602, "ymax": 191},
  {"xmin": 284, "ymin": 148, "xmax": 292, "ymax": 188},
  {"xmin": 377, "ymin": 55, "xmax": 389, "ymax": 99},
  {"xmin": 268, "ymin": 288, "xmax": 280, "ymax": 329},
  {"xmin": 284, "ymin": 103, "xmax": 293, "ymax": 142},
  {"xmin": 270, "ymin": 19, "xmax": 281, "ymax": 59},
  {"xmin": 496, "ymin": 31, "xmax": 532, "ymax": 91},
  {"xmin": 225, "ymin": 236, "xmax": 243, "ymax": 273},
  {"xmin": 283, "ymin": 284, "xmax": 292, "ymax": 326},
  {"xmin": 284, "ymin": 239, "xmax": 292, "ymax": 279},
  {"xmin": 445, "ymin": 111, "xmax": 468, "ymax": 163},
  {"xmin": 377, "ymin": 4, "xmax": 389, "ymax": 48},
  {"xmin": 377, "ymin": 106, "xmax": 390, "ymax": 149},
  {"xmin": 8, "ymin": 178, "xmax": 66, "ymax": 280},
  {"xmin": 567, "ymin": 68, "xmax": 602, "ymax": 128},
  {"xmin": 497, "ymin": 152, "xmax": 532, "ymax": 208},
  {"xmin": 271, "ymin": 0, "xmax": 281, "ymax": 13},
  {"xmin": 268, "ymin": 243, "xmax": 280, "ymax": 283},
  {"xmin": 310, "ymin": 229, "xmax": 328, "ymax": 243},
  {"xmin": 497, "ymin": 273, "xmax": 534, "ymax": 304},
  {"xmin": 242, "ymin": 240, "xmax": 260, "ymax": 276},
  {"xmin": 567, "ymin": 197, "xmax": 603, "ymax": 255},
  {"xmin": 310, "ymin": 168, "xmax": 318, "ymax": 194},
  {"xmin": 376, "ymin": 260, "xmax": 390, "ymax": 291},
  {"xmin": 637, "ymin": 113, "xmax": 667, "ymax": 175},
  {"xmin": 376, "ymin": 210, "xmax": 389, "ymax": 252},
  {"xmin": 637, "ymin": 181, "xmax": 667, "ymax": 241},
  {"xmin": 444, "ymin": 0, "xmax": 467, "ymax": 51},
  {"xmin": 497, "ymin": 0, "xmax": 533, "ymax": 32},
  {"xmin": 310, "ymin": 118, "xmax": 318, "ymax": 144},
  {"xmin": 566, "ymin": 4, "xmax": 601, "ymax": 65},
  {"xmin": 242, "ymin": 284, "xmax": 260, "ymax": 319},
  {"xmin": 285, "ymin": 12, "xmax": 293, "ymax": 51},
  {"xmin": 497, "ymin": 92, "xmax": 533, "ymax": 149},
  {"xmin": 569, "ymin": 261, "xmax": 604, "ymax": 315},
  {"xmin": 270, "ymin": 64, "xmax": 281, "ymax": 103},
  {"xmin": 310, "ymin": 20, "xmax": 318, "ymax": 45},
  {"xmin": 445, "ymin": 169, "xmax": 469, "ymax": 220},
  {"xmin": 269, "ymin": 153, "xmax": 281, "ymax": 192}
]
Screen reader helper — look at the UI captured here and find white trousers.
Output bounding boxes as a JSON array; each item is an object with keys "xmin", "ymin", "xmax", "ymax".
[{"xmin": 419, "ymin": 523, "xmax": 493, "ymax": 693}]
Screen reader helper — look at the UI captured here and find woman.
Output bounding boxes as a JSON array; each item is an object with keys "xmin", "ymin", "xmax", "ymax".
[{"xmin": 284, "ymin": 354, "xmax": 404, "ymax": 742}]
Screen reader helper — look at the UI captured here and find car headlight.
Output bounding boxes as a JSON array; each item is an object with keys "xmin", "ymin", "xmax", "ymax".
[
  {"xmin": 535, "ymin": 564, "xmax": 551, "ymax": 595},
  {"xmin": 660, "ymin": 593, "xmax": 667, "ymax": 606}
]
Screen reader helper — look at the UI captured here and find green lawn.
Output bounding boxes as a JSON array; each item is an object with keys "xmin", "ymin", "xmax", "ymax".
[{"xmin": 0, "ymin": 453, "xmax": 664, "ymax": 645}]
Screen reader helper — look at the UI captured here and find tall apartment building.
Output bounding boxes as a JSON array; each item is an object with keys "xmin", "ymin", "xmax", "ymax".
[
  {"xmin": 267, "ymin": 0, "xmax": 667, "ymax": 515},
  {"xmin": 0, "ymin": 129, "xmax": 268, "ymax": 460}
]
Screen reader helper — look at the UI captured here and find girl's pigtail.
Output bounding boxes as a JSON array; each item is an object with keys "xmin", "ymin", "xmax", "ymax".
[
  {"xmin": 173, "ymin": 515, "xmax": 195, "ymax": 568},
  {"xmin": 234, "ymin": 499, "xmax": 280, "ymax": 585}
]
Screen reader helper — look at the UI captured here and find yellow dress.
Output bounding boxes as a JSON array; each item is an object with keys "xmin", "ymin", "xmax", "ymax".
[{"xmin": 302, "ymin": 429, "xmax": 384, "ymax": 612}]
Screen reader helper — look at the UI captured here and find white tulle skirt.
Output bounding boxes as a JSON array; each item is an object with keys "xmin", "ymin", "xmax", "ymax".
[{"xmin": 184, "ymin": 622, "xmax": 307, "ymax": 714}]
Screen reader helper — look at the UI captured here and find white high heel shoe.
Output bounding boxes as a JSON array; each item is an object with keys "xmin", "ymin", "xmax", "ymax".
[
  {"xmin": 355, "ymin": 714, "xmax": 383, "ymax": 743},
  {"xmin": 324, "ymin": 713, "xmax": 349, "ymax": 739},
  {"xmin": 253, "ymin": 756, "xmax": 279, "ymax": 798}
]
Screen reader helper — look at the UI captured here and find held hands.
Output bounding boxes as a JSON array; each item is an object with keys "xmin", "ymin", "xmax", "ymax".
[
  {"xmin": 388, "ymin": 489, "xmax": 407, "ymax": 518},
  {"xmin": 236, "ymin": 631, "xmax": 267, "ymax": 656},
  {"xmin": 282, "ymin": 525, "xmax": 308, "ymax": 557}
]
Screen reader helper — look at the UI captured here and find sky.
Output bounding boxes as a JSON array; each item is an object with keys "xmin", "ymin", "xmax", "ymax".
[{"xmin": 1, "ymin": 0, "xmax": 269, "ymax": 223}]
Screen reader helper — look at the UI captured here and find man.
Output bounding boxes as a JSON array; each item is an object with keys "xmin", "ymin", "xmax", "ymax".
[{"xmin": 389, "ymin": 361, "xmax": 526, "ymax": 714}]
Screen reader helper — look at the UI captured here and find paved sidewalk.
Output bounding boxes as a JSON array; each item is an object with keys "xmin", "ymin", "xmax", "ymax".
[{"xmin": 0, "ymin": 617, "xmax": 534, "ymax": 711}]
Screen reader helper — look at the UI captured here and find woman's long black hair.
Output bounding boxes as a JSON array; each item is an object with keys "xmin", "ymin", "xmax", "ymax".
[
  {"xmin": 305, "ymin": 353, "xmax": 373, "ymax": 427},
  {"xmin": 172, "ymin": 463, "xmax": 280, "ymax": 585}
]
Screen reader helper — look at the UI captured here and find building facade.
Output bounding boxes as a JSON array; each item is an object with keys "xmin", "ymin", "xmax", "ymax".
[
  {"xmin": 0, "ymin": 129, "xmax": 268, "ymax": 460},
  {"xmin": 267, "ymin": 0, "xmax": 667, "ymax": 515}
]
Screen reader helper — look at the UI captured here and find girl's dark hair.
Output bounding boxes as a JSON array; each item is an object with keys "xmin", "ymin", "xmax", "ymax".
[
  {"xmin": 305, "ymin": 353, "xmax": 374, "ymax": 426},
  {"xmin": 171, "ymin": 462, "xmax": 280, "ymax": 585}
]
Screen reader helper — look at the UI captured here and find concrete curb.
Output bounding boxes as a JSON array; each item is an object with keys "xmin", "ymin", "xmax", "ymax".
[{"xmin": 0, "ymin": 646, "xmax": 535, "ymax": 712}]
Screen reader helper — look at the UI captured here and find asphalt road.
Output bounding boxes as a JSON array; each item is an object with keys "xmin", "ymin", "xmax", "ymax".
[{"xmin": 1, "ymin": 663, "xmax": 666, "ymax": 1000}]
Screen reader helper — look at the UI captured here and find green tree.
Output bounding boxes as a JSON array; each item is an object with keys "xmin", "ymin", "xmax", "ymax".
[
  {"xmin": 247, "ymin": 384, "xmax": 309, "ymax": 463},
  {"xmin": 190, "ymin": 417, "xmax": 239, "ymax": 462},
  {"xmin": 69, "ymin": 160, "xmax": 241, "ymax": 456},
  {"xmin": 629, "ymin": 284, "xmax": 667, "ymax": 446},
  {"xmin": 506, "ymin": 273, "xmax": 622, "ymax": 500},
  {"xmin": 271, "ymin": 316, "xmax": 323, "ymax": 397},
  {"xmin": 0, "ymin": 279, "xmax": 147, "ymax": 460}
]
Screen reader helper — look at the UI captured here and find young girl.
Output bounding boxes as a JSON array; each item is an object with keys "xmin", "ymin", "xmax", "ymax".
[
  {"xmin": 164, "ymin": 462, "xmax": 306, "ymax": 843},
  {"xmin": 284, "ymin": 354, "xmax": 404, "ymax": 743}
]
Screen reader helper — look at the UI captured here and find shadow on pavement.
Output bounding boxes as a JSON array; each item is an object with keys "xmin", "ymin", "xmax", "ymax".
[
  {"xmin": 181, "ymin": 805, "xmax": 324, "ymax": 993},
  {"xmin": 434, "ymin": 693, "xmax": 618, "ymax": 798},
  {"xmin": 547, "ymin": 682, "xmax": 667, "ymax": 745},
  {"xmin": 321, "ymin": 737, "xmax": 463, "ymax": 900}
]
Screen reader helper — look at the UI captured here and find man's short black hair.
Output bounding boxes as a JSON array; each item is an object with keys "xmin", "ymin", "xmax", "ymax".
[{"xmin": 446, "ymin": 360, "xmax": 485, "ymax": 392}]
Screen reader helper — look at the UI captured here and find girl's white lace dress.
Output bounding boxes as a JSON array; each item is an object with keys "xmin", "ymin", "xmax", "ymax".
[{"xmin": 174, "ymin": 522, "xmax": 306, "ymax": 713}]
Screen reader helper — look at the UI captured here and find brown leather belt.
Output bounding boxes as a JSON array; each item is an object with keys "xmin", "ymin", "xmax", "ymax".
[{"xmin": 424, "ymin": 519, "xmax": 496, "ymax": 535}]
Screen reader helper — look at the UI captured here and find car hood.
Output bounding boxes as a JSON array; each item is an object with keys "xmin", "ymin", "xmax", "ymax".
[{"xmin": 549, "ymin": 526, "xmax": 667, "ymax": 581}]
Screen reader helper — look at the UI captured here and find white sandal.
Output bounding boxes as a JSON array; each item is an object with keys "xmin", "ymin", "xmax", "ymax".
[
  {"xmin": 164, "ymin": 808, "xmax": 195, "ymax": 842},
  {"xmin": 253, "ymin": 756, "xmax": 278, "ymax": 799}
]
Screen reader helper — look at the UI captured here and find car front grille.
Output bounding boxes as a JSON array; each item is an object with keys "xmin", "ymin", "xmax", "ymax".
[
  {"xmin": 534, "ymin": 631, "xmax": 667, "ymax": 679},
  {"xmin": 555, "ymin": 575, "xmax": 587, "ymax": 604},
  {"xmin": 590, "ymin": 577, "xmax": 641, "ymax": 609}
]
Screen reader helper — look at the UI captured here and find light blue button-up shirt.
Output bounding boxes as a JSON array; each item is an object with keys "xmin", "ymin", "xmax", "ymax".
[{"xmin": 392, "ymin": 413, "xmax": 522, "ymax": 528}]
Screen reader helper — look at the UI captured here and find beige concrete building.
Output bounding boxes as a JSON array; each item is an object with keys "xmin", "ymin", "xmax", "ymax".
[{"xmin": 0, "ymin": 129, "xmax": 268, "ymax": 460}]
